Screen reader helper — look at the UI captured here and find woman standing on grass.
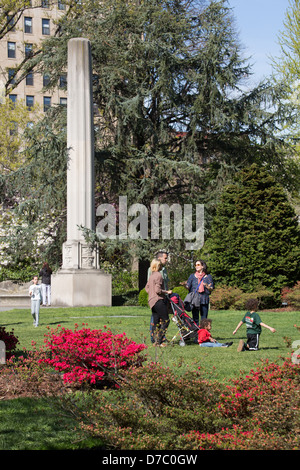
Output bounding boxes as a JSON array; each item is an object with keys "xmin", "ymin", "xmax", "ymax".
[
  {"xmin": 145, "ymin": 259, "xmax": 172, "ymax": 347},
  {"xmin": 39, "ymin": 262, "xmax": 52, "ymax": 306},
  {"xmin": 186, "ymin": 260, "xmax": 214, "ymax": 325}
]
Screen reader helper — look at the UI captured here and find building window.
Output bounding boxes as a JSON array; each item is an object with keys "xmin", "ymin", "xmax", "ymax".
[
  {"xmin": 24, "ymin": 17, "xmax": 32, "ymax": 34},
  {"xmin": 42, "ymin": 18, "xmax": 50, "ymax": 35},
  {"xmin": 43, "ymin": 74, "xmax": 50, "ymax": 87},
  {"xmin": 26, "ymin": 72, "xmax": 34, "ymax": 86},
  {"xmin": 59, "ymin": 74, "xmax": 67, "ymax": 88},
  {"xmin": 60, "ymin": 97, "xmax": 67, "ymax": 106},
  {"xmin": 58, "ymin": 0, "xmax": 66, "ymax": 10},
  {"xmin": 26, "ymin": 95, "xmax": 34, "ymax": 109},
  {"xmin": 7, "ymin": 15, "xmax": 16, "ymax": 32},
  {"xmin": 41, "ymin": 0, "xmax": 49, "ymax": 7},
  {"xmin": 25, "ymin": 43, "xmax": 33, "ymax": 58},
  {"xmin": 43, "ymin": 96, "xmax": 51, "ymax": 112},
  {"xmin": 8, "ymin": 42, "xmax": 16, "ymax": 58},
  {"xmin": 8, "ymin": 69, "xmax": 16, "ymax": 84},
  {"xmin": 9, "ymin": 94, "xmax": 17, "ymax": 105}
]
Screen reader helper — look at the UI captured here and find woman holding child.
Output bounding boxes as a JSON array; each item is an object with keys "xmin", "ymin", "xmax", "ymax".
[{"xmin": 145, "ymin": 259, "xmax": 172, "ymax": 346}]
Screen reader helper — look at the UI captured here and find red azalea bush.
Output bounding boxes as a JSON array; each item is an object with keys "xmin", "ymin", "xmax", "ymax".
[
  {"xmin": 0, "ymin": 327, "xmax": 19, "ymax": 359},
  {"xmin": 217, "ymin": 357, "xmax": 300, "ymax": 437},
  {"xmin": 178, "ymin": 424, "xmax": 297, "ymax": 450},
  {"xmin": 40, "ymin": 324, "xmax": 147, "ymax": 386}
]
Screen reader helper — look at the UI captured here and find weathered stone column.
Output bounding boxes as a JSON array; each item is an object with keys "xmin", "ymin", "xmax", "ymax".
[{"xmin": 51, "ymin": 38, "xmax": 111, "ymax": 307}]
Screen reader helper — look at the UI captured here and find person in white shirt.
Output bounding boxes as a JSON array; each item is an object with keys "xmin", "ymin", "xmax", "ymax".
[{"xmin": 29, "ymin": 275, "xmax": 42, "ymax": 327}]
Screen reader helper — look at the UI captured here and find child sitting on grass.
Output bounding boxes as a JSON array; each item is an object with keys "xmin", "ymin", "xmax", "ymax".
[
  {"xmin": 198, "ymin": 318, "xmax": 233, "ymax": 347},
  {"xmin": 233, "ymin": 298, "xmax": 276, "ymax": 351}
]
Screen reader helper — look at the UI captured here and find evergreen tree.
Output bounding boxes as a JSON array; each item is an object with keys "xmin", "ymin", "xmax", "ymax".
[
  {"xmin": 29, "ymin": 0, "xmax": 296, "ymax": 208},
  {"xmin": 0, "ymin": 107, "xmax": 67, "ymax": 271},
  {"xmin": 205, "ymin": 164, "xmax": 300, "ymax": 292},
  {"xmin": 1, "ymin": 0, "xmax": 298, "ymax": 270}
]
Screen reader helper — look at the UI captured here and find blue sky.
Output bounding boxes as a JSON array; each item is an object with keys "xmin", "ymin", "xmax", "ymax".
[{"xmin": 227, "ymin": 0, "xmax": 291, "ymax": 85}]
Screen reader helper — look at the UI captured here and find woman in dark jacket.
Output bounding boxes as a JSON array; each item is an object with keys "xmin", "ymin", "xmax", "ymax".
[
  {"xmin": 39, "ymin": 262, "xmax": 52, "ymax": 306},
  {"xmin": 186, "ymin": 260, "xmax": 214, "ymax": 325}
]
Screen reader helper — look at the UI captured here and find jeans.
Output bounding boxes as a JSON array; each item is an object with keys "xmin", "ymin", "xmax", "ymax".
[
  {"xmin": 31, "ymin": 299, "xmax": 40, "ymax": 327},
  {"xmin": 199, "ymin": 342, "xmax": 225, "ymax": 347},
  {"xmin": 41, "ymin": 283, "xmax": 51, "ymax": 305},
  {"xmin": 192, "ymin": 303, "xmax": 209, "ymax": 326}
]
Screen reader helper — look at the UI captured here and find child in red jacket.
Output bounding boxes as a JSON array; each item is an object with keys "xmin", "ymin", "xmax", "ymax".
[{"xmin": 198, "ymin": 318, "xmax": 232, "ymax": 347}]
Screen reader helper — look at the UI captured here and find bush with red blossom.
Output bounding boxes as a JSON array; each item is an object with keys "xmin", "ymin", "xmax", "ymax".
[
  {"xmin": 74, "ymin": 357, "xmax": 299, "ymax": 450},
  {"xmin": 0, "ymin": 327, "xmax": 19, "ymax": 359},
  {"xmin": 40, "ymin": 324, "xmax": 147, "ymax": 386}
]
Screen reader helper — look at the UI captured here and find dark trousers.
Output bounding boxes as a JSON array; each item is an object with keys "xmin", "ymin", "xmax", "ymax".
[
  {"xmin": 192, "ymin": 304, "xmax": 209, "ymax": 326},
  {"xmin": 150, "ymin": 299, "xmax": 170, "ymax": 345}
]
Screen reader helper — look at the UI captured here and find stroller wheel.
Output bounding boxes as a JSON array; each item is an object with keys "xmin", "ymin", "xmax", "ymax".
[{"xmin": 179, "ymin": 340, "xmax": 185, "ymax": 347}]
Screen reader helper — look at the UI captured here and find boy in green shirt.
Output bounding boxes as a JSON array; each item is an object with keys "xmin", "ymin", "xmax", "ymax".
[{"xmin": 233, "ymin": 298, "xmax": 276, "ymax": 351}]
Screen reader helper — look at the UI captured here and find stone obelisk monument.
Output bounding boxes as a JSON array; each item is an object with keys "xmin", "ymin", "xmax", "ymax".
[{"xmin": 52, "ymin": 38, "xmax": 111, "ymax": 307}]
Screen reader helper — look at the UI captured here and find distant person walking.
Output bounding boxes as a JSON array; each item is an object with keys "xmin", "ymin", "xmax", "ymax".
[
  {"xmin": 29, "ymin": 275, "xmax": 42, "ymax": 327},
  {"xmin": 39, "ymin": 262, "xmax": 52, "ymax": 306}
]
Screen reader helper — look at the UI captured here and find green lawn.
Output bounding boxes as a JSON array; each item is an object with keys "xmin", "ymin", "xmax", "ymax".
[
  {"xmin": 1, "ymin": 304, "xmax": 299, "ymax": 381},
  {"xmin": 0, "ymin": 305, "xmax": 299, "ymax": 450}
]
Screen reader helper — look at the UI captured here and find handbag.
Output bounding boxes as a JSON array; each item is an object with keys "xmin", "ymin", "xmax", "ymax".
[{"xmin": 184, "ymin": 279, "xmax": 203, "ymax": 311}]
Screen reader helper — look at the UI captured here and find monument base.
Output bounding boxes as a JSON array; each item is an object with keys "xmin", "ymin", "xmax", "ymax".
[{"xmin": 51, "ymin": 269, "xmax": 112, "ymax": 307}]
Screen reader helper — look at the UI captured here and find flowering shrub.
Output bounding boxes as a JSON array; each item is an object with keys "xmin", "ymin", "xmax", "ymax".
[
  {"xmin": 178, "ymin": 425, "xmax": 297, "ymax": 450},
  {"xmin": 0, "ymin": 327, "xmax": 19, "ymax": 359},
  {"xmin": 218, "ymin": 357, "xmax": 300, "ymax": 437},
  {"xmin": 281, "ymin": 282, "xmax": 300, "ymax": 309},
  {"xmin": 73, "ymin": 357, "xmax": 299, "ymax": 450},
  {"xmin": 40, "ymin": 324, "xmax": 147, "ymax": 386}
]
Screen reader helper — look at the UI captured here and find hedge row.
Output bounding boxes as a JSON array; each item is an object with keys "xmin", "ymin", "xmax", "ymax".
[{"xmin": 138, "ymin": 282, "xmax": 300, "ymax": 310}]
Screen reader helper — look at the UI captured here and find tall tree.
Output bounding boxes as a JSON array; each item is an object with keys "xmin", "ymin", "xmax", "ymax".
[
  {"xmin": 204, "ymin": 164, "xmax": 300, "ymax": 293},
  {"xmin": 1, "ymin": 0, "xmax": 298, "ymax": 269},
  {"xmin": 33, "ymin": 0, "xmax": 296, "ymax": 206}
]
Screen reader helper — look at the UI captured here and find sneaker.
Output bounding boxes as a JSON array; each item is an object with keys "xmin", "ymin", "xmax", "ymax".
[
  {"xmin": 237, "ymin": 339, "xmax": 244, "ymax": 352},
  {"xmin": 224, "ymin": 342, "xmax": 233, "ymax": 347}
]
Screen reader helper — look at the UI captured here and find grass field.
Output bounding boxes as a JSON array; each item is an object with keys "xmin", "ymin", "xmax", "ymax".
[
  {"xmin": 1, "ymin": 304, "xmax": 299, "ymax": 381},
  {"xmin": 0, "ymin": 305, "xmax": 299, "ymax": 450}
]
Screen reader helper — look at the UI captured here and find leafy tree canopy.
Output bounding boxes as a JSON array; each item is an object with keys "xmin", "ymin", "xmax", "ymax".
[{"xmin": 19, "ymin": 0, "xmax": 298, "ymax": 207}]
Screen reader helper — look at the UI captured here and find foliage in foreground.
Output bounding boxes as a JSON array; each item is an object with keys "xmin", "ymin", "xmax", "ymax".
[
  {"xmin": 0, "ymin": 322, "xmax": 299, "ymax": 450},
  {"xmin": 54, "ymin": 357, "xmax": 299, "ymax": 450},
  {"xmin": 0, "ymin": 327, "xmax": 19, "ymax": 359}
]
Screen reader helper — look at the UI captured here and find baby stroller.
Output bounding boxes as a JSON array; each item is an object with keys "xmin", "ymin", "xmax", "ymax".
[{"xmin": 168, "ymin": 293, "xmax": 200, "ymax": 346}]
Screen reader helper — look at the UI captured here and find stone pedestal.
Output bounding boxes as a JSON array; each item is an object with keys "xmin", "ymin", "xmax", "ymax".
[
  {"xmin": 51, "ymin": 269, "xmax": 111, "ymax": 307},
  {"xmin": 52, "ymin": 38, "xmax": 111, "ymax": 307}
]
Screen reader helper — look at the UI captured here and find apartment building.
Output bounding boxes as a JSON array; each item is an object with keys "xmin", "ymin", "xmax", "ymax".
[{"xmin": 0, "ymin": 1, "xmax": 67, "ymax": 112}]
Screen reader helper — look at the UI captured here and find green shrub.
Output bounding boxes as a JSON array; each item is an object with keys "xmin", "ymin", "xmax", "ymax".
[
  {"xmin": 206, "ymin": 164, "xmax": 300, "ymax": 292},
  {"xmin": 210, "ymin": 286, "xmax": 243, "ymax": 310},
  {"xmin": 171, "ymin": 285, "xmax": 188, "ymax": 300},
  {"xmin": 138, "ymin": 288, "xmax": 149, "ymax": 307},
  {"xmin": 233, "ymin": 288, "xmax": 279, "ymax": 310},
  {"xmin": 0, "ymin": 262, "xmax": 36, "ymax": 283},
  {"xmin": 210, "ymin": 285, "xmax": 279, "ymax": 310}
]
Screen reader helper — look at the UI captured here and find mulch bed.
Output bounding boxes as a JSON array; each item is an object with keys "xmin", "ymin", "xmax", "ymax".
[{"xmin": 0, "ymin": 369, "xmax": 68, "ymax": 400}]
